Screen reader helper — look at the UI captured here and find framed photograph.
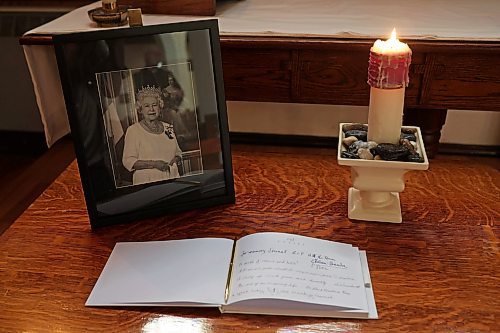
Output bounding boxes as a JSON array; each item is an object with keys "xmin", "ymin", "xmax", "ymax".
[{"xmin": 53, "ymin": 19, "xmax": 234, "ymax": 227}]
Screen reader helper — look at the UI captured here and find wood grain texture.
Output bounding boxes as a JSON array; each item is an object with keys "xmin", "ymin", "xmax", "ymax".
[
  {"xmin": 222, "ymin": 48, "xmax": 292, "ymax": 102},
  {"xmin": 428, "ymin": 53, "xmax": 500, "ymax": 110},
  {"xmin": 0, "ymin": 145, "xmax": 498, "ymax": 332},
  {"xmin": 0, "ymin": 136, "xmax": 74, "ymax": 234},
  {"xmin": 221, "ymin": 39, "xmax": 500, "ymax": 110}
]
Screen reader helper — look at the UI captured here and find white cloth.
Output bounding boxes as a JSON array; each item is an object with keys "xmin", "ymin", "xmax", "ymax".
[
  {"xmin": 25, "ymin": 0, "xmax": 500, "ymax": 40},
  {"xmin": 23, "ymin": 0, "xmax": 500, "ymax": 146},
  {"xmin": 23, "ymin": 45, "xmax": 70, "ymax": 145},
  {"xmin": 122, "ymin": 122, "xmax": 182, "ymax": 186}
]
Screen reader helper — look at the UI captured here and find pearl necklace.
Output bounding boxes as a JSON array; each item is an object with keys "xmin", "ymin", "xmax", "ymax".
[{"xmin": 141, "ymin": 120, "xmax": 163, "ymax": 134}]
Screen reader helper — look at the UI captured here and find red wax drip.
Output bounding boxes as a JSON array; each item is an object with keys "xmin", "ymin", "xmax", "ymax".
[{"xmin": 367, "ymin": 50, "xmax": 412, "ymax": 89}]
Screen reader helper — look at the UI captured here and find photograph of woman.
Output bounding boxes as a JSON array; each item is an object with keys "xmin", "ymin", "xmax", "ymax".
[
  {"xmin": 122, "ymin": 85, "xmax": 182, "ymax": 186},
  {"xmin": 164, "ymin": 71, "xmax": 184, "ymax": 112}
]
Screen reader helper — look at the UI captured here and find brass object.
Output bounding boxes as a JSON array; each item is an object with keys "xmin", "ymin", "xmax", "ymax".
[
  {"xmin": 88, "ymin": 1, "xmax": 130, "ymax": 27},
  {"xmin": 119, "ymin": 0, "xmax": 216, "ymax": 15},
  {"xmin": 102, "ymin": 1, "xmax": 118, "ymax": 12},
  {"xmin": 127, "ymin": 8, "xmax": 143, "ymax": 27}
]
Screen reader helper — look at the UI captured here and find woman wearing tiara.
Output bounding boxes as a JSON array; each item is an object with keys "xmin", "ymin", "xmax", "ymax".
[{"xmin": 122, "ymin": 85, "xmax": 182, "ymax": 186}]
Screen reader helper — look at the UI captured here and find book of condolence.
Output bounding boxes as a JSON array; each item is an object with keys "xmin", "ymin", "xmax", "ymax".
[{"xmin": 86, "ymin": 232, "xmax": 378, "ymax": 319}]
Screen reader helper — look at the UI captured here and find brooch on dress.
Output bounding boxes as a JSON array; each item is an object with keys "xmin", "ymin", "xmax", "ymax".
[{"xmin": 164, "ymin": 123, "xmax": 175, "ymax": 139}]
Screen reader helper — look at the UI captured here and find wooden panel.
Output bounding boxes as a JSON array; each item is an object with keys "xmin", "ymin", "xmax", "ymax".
[
  {"xmin": 297, "ymin": 49, "xmax": 369, "ymax": 105},
  {"xmin": 427, "ymin": 53, "xmax": 500, "ymax": 111},
  {"xmin": 118, "ymin": 0, "xmax": 215, "ymax": 15},
  {"xmin": 219, "ymin": 37, "xmax": 500, "ymax": 111},
  {"xmin": 0, "ymin": 145, "xmax": 499, "ymax": 332},
  {"xmin": 221, "ymin": 48, "xmax": 292, "ymax": 102},
  {"xmin": 405, "ymin": 53, "xmax": 425, "ymax": 106},
  {"xmin": 295, "ymin": 50, "xmax": 421, "ymax": 106}
]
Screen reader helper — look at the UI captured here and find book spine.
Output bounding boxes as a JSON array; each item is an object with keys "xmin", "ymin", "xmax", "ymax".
[{"xmin": 224, "ymin": 240, "xmax": 237, "ymax": 303}]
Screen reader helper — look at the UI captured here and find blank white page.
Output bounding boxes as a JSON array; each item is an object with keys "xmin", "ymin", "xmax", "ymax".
[{"xmin": 86, "ymin": 238, "xmax": 234, "ymax": 306}]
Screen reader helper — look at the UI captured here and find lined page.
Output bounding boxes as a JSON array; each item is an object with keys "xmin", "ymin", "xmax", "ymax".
[{"xmin": 227, "ymin": 232, "xmax": 368, "ymax": 311}]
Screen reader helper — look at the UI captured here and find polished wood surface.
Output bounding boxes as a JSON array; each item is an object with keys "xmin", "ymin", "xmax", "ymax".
[
  {"xmin": 0, "ymin": 136, "xmax": 74, "ymax": 235},
  {"xmin": 1, "ymin": 144, "xmax": 498, "ymax": 332}
]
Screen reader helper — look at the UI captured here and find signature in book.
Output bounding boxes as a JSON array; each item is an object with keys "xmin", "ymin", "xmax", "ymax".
[{"xmin": 310, "ymin": 258, "xmax": 348, "ymax": 269}]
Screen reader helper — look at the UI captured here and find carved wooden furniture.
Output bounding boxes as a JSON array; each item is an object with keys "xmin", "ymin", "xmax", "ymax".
[
  {"xmin": 1, "ymin": 144, "xmax": 498, "ymax": 332},
  {"xmin": 220, "ymin": 36, "xmax": 500, "ymax": 157}
]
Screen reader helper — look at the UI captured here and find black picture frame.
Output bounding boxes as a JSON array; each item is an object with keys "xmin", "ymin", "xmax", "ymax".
[{"xmin": 53, "ymin": 19, "xmax": 234, "ymax": 228}]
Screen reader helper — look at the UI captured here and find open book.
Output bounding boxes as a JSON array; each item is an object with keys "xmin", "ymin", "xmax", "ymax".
[{"xmin": 86, "ymin": 232, "xmax": 378, "ymax": 319}]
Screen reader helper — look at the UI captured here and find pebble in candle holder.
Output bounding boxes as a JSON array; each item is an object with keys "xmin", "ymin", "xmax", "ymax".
[{"xmin": 340, "ymin": 123, "xmax": 425, "ymax": 163}]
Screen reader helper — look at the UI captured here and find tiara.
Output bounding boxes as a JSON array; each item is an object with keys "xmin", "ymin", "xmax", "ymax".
[{"xmin": 137, "ymin": 85, "xmax": 162, "ymax": 100}]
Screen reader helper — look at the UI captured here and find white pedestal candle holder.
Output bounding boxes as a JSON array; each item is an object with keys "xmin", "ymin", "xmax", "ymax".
[{"xmin": 337, "ymin": 123, "xmax": 429, "ymax": 223}]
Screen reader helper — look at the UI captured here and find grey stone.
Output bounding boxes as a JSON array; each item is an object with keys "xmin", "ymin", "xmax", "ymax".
[
  {"xmin": 358, "ymin": 148, "xmax": 374, "ymax": 160},
  {"xmin": 348, "ymin": 140, "xmax": 371, "ymax": 153},
  {"xmin": 400, "ymin": 138, "xmax": 416, "ymax": 154},
  {"xmin": 344, "ymin": 130, "xmax": 367, "ymax": 141},
  {"xmin": 342, "ymin": 123, "xmax": 368, "ymax": 132},
  {"xmin": 342, "ymin": 136, "xmax": 358, "ymax": 148},
  {"xmin": 401, "ymin": 127, "xmax": 417, "ymax": 134},
  {"xmin": 401, "ymin": 132, "xmax": 417, "ymax": 142},
  {"xmin": 367, "ymin": 141, "xmax": 378, "ymax": 149},
  {"xmin": 407, "ymin": 153, "xmax": 425, "ymax": 163},
  {"xmin": 341, "ymin": 151, "xmax": 360, "ymax": 159},
  {"xmin": 372, "ymin": 143, "xmax": 411, "ymax": 161}
]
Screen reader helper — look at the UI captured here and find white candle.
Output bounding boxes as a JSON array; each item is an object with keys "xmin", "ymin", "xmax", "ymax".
[
  {"xmin": 368, "ymin": 87, "xmax": 406, "ymax": 144},
  {"xmin": 367, "ymin": 29, "xmax": 412, "ymax": 144}
]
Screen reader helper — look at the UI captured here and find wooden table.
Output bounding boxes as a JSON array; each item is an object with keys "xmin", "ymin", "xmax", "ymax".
[{"xmin": 0, "ymin": 145, "xmax": 499, "ymax": 332}]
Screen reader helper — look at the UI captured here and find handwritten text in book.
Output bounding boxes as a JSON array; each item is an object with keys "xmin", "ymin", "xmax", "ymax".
[
  {"xmin": 230, "ymin": 253, "xmax": 362, "ymax": 303},
  {"xmin": 240, "ymin": 248, "xmax": 348, "ymax": 270}
]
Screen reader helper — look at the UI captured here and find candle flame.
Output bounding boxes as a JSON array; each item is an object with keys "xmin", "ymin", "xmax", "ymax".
[
  {"xmin": 371, "ymin": 27, "xmax": 411, "ymax": 55},
  {"xmin": 385, "ymin": 28, "xmax": 401, "ymax": 49},
  {"xmin": 390, "ymin": 28, "xmax": 397, "ymax": 41}
]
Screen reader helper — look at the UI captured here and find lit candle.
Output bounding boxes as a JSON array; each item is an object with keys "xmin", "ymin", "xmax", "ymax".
[{"xmin": 367, "ymin": 29, "xmax": 412, "ymax": 144}]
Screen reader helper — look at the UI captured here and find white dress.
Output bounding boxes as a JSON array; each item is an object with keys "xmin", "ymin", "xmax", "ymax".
[{"xmin": 122, "ymin": 122, "xmax": 182, "ymax": 185}]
